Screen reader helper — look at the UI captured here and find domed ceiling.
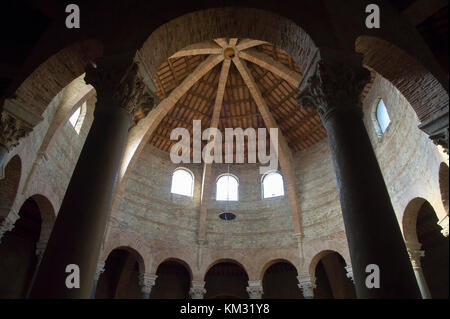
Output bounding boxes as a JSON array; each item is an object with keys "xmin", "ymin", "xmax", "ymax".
[{"xmin": 143, "ymin": 38, "xmax": 329, "ymax": 159}]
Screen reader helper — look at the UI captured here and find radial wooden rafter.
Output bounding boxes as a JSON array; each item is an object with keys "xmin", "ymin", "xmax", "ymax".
[{"xmin": 232, "ymin": 56, "xmax": 302, "ymax": 235}]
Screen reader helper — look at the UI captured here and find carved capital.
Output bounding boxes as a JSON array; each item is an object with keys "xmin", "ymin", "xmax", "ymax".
[
  {"xmin": 189, "ymin": 281, "xmax": 206, "ymax": 299},
  {"xmin": 297, "ymin": 49, "xmax": 371, "ymax": 123},
  {"xmin": 0, "ymin": 111, "xmax": 33, "ymax": 150},
  {"xmin": 246, "ymin": 280, "xmax": 263, "ymax": 299},
  {"xmin": 139, "ymin": 273, "xmax": 158, "ymax": 294},
  {"xmin": 297, "ymin": 274, "xmax": 315, "ymax": 298},
  {"xmin": 407, "ymin": 249, "xmax": 425, "ymax": 269},
  {"xmin": 345, "ymin": 265, "xmax": 354, "ymax": 282},
  {"xmin": 85, "ymin": 59, "xmax": 153, "ymax": 115}
]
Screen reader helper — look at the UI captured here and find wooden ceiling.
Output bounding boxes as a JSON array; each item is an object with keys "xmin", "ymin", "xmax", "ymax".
[{"xmin": 143, "ymin": 38, "xmax": 372, "ymax": 160}]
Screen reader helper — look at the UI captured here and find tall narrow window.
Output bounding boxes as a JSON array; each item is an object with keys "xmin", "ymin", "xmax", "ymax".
[
  {"xmin": 171, "ymin": 168, "xmax": 194, "ymax": 197},
  {"xmin": 262, "ymin": 172, "xmax": 285, "ymax": 198},
  {"xmin": 69, "ymin": 106, "xmax": 81, "ymax": 128},
  {"xmin": 376, "ymin": 99, "xmax": 390, "ymax": 134},
  {"xmin": 216, "ymin": 174, "xmax": 238, "ymax": 201}
]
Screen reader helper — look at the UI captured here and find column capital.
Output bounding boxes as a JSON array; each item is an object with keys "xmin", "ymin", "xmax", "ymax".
[
  {"xmin": 138, "ymin": 273, "xmax": 158, "ymax": 294},
  {"xmin": 407, "ymin": 248, "xmax": 425, "ymax": 268},
  {"xmin": 345, "ymin": 265, "xmax": 354, "ymax": 283},
  {"xmin": 189, "ymin": 281, "xmax": 206, "ymax": 299},
  {"xmin": 297, "ymin": 48, "xmax": 371, "ymax": 123},
  {"xmin": 297, "ymin": 274, "xmax": 315, "ymax": 299},
  {"xmin": 438, "ymin": 214, "xmax": 449, "ymax": 237},
  {"xmin": 246, "ymin": 280, "xmax": 263, "ymax": 299},
  {"xmin": 85, "ymin": 57, "xmax": 154, "ymax": 116}
]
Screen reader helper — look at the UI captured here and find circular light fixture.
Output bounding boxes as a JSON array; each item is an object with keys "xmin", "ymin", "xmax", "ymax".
[
  {"xmin": 219, "ymin": 211, "xmax": 236, "ymax": 221},
  {"xmin": 224, "ymin": 47, "xmax": 236, "ymax": 60}
]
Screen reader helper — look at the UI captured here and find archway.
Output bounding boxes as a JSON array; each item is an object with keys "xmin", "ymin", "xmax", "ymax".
[
  {"xmin": 150, "ymin": 259, "xmax": 191, "ymax": 299},
  {"xmin": 204, "ymin": 260, "xmax": 249, "ymax": 299},
  {"xmin": 311, "ymin": 251, "xmax": 356, "ymax": 299},
  {"xmin": 262, "ymin": 260, "xmax": 302, "ymax": 299},
  {"xmin": 0, "ymin": 197, "xmax": 41, "ymax": 298},
  {"xmin": 95, "ymin": 247, "xmax": 144, "ymax": 299}
]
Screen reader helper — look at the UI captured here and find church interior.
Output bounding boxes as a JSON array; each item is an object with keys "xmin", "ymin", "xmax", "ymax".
[{"xmin": 0, "ymin": 0, "xmax": 448, "ymax": 299}]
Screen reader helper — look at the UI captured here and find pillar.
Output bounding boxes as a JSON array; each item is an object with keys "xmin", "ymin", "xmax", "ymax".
[
  {"xmin": 28, "ymin": 55, "xmax": 153, "ymax": 298},
  {"xmin": 139, "ymin": 273, "xmax": 157, "ymax": 299},
  {"xmin": 189, "ymin": 281, "xmax": 206, "ymax": 299},
  {"xmin": 297, "ymin": 48, "xmax": 421, "ymax": 299},
  {"xmin": 297, "ymin": 274, "xmax": 315, "ymax": 299},
  {"xmin": 246, "ymin": 280, "xmax": 263, "ymax": 299},
  {"xmin": 406, "ymin": 243, "xmax": 432, "ymax": 299}
]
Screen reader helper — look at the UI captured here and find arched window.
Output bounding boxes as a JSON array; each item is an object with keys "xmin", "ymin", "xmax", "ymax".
[
  {"xmin": 216, "ymin": 174, "xmax": 238, "ymax": 201},
  {"xmin": 69, "ymin": 106, "xmax": 81, "ymax": 127},
  {"xmin": 262, "ymin": 171, "xmax": 285, "ymax": 198},
  {"xmin": 68, "ymin": 102, "xmax": 87, "ymax": 134},
  {"xmin": 376, "ymin": 99, "xmax": 390, "ymax": 134},
  {"xmin": 170, "ymin": 168, "xmax": 194, "ymax": 197}
]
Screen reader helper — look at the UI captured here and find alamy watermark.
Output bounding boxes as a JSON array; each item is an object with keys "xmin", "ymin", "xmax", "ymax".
[{"xmin": 170, "ymin": 120, "xmax": 279, "ymax": 174}]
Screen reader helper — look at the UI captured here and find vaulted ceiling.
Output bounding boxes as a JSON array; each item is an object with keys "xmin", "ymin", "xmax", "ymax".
[{"xmin": 144, "ymin": 38, "xmax": 326, "ymax": 158}]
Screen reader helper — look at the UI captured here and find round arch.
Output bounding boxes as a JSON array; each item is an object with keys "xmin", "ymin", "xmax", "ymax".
[
  {"xmin": 205, "ymin": 258, "xmax": 250, "ymax": 280},
  {"xmin": 355, "ymin": 36, "xmax": 448, "ymax": 128},
  {"xmin": 155, "ymin": 257, "xmax": 193, "ymax": 281},
  {"xmin": 260, "ymin": 258, "xmax": 298, "ymax": 280}
]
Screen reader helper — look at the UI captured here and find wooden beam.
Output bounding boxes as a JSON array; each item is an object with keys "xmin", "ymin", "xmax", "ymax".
[
  {"xmin": 198, "ymin": 59, "xmax": 231, "ymax": 243},
  {"xmin": 214, "ymin": 38, "xmax": 228, "ymax": 48},
  {"xmin": 119, "ymin": 54, "xmax": 224, "ymax": 181},
  {"xmin": 236, "ymin": 39, "xmax": 267, "ymax": 51},
  {"xmin": 232, "ymin": 56, "xmax": 303, "ymax": 236},
  {"xmin": 170, "ymin": 41, "xmax": 222, "ymax": 58},
  {"xmin": 239, "ymin": 48, "xmax": 302, "ymax": 87}
]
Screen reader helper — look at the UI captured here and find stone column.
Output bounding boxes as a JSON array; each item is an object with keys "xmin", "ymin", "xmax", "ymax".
[
  {"xmin": 246, "ymin": 280, "xmax": 263, "ymax": 299},
  {"xmin": 190, "ymin": 281, "xmax": 206, "ymax": 299},
  {"xmin": 297, "ymin": 274, "xmax": 315, "ymax": 299},
  {"xmin": 345, "ymin": 265, "xmax": 354, "ymax": 283},
  {"xmin": 28, "ymin": 55, "xmax": 153, "ymax": 299},
  {"xmin": 0, "ymin": 99, "xmax": 42, "ymax": 167},
  {"xmin": 407, "ymin": 246, "xmax": 432, "ymax": 299},
  {"xmin": 297, "ymin": 48, "xmax": 421, "ymax": 299},
  {"xmin": 90, "ymin": 261, "xmax": 105, "ymax": 299},
  {"xmin": 0, "ymin": 210, "xmax": 19, "ymax": 243},
  {"xmin": 139, "ymin": 273, "xmax": 157, "ymax": 299}
]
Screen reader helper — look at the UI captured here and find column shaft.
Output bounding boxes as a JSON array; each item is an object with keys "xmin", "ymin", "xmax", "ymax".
[
  {"xmin": 324, "ymin": 108, "xmax": 420, "ymax": 298},
  {"xmin": 28, "ymin": 105, "xmax": 131, "ymax": 298}
]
